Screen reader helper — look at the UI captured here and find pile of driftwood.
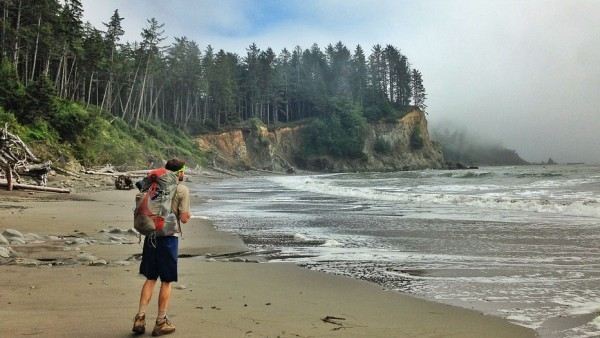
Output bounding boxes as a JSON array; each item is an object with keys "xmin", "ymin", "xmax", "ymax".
[{"xmin": 0, "ymin": 124, "xmax": 67, "ymax": 193}]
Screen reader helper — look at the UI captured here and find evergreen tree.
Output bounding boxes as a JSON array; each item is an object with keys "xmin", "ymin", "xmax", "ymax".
[
  {"xmin": 104, "ymin": 9, "xmax": 124, "ymax": 55},
  {"xmin": 411, "ymin": 69, "xmax": 427, "ymax": 112},
  {"xmin": 327, "ymin": 41, "xmax": 352, "ymax": 98},
  {"xmin": 274, "ymin": 48, "xmax": 291, "ymax": 122},
  {"xmin": 351, "ymin": 44, "xmax": 367, "ymax": 105}
]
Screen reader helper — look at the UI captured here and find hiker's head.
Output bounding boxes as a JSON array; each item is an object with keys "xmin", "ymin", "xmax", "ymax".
[{"xmin": 165, "ymin": 158, "xmax": 186, "ymax": 181}]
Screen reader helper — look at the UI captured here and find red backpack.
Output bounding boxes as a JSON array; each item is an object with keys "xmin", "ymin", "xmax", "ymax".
[{"xmin": 134, "ymin": 168, "xmax": 178, "ymax": 237}]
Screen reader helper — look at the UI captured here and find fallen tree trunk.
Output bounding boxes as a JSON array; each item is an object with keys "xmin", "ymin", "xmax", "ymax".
[
  {"xmin": 0, "ymin": 181, "xmax": 70, "ymax": 193},
  {"xmin": 52, "ymin": 166, "xmax": 80, "ymax": 178},
  {"xmin": 82, "ymin": 170, "xmax": 145, "ymax": 177}
]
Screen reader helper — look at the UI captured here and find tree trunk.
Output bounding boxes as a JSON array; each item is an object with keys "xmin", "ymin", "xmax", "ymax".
[
  {"xmin": 24, "ymin": 50, "xmax": 28, "ymax": 86},
  {"xmin": 1, "ymin": 3, "xmax": 7, "ymax": 57},
  {"xmin": 13, "ymin": 0, "xmax": 22, "ymax": 78},
  {"xmin": 134, "ymin": 58, "xmax": 150, "ymax": 128},
  {"xmin": 86, "ymin": 72, "xmax": 94, "ymax": 107},
  {"xmin": 43, "ymin": 53, "xmax": 50, "ymax": 76},
  {"xmin": 30, "ymin": 15, "xmax": 41, "ymax": 82},
  {"xmin": 54, "ymin": 52, "xmax": 63, "ymax": 88},
  {"xmin": 65, "ymin": 56, "xmax": 77, "ymax": 98},
  {"xmin": 100, "ymin": 81, "xmax": 109, "ymax": 112},
  {"xmin": 123, "ymin": 63, "xmax": 141, "ymax": 119}
]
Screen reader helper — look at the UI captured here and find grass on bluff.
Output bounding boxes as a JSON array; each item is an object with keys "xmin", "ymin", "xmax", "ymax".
[{"xmin": 0, "ymin": 103, "xmax": 205, "ymax": 168}]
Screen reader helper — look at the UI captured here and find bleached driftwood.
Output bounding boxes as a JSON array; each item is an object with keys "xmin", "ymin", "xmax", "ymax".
[
  {"xmin": 0, "ymin": 181, "xmax": 70, "ymax": 193},
  {"xmin": 1, "ymin": 124, "xmax": 50, "ymax": 190},
  {"xmin": 52, "ymin": 166, "xmax": 81, "ymax": 178},
  {"xmin": 82, "ymin": 169, "xmax": 146, "ymax": 178},
  {"xmin": 17, "ymin": 161, "xmax": 52, "ymax": 186}
]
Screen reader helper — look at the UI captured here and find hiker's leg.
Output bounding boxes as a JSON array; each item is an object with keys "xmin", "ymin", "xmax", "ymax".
[
  {"xmin": 157, "ymin": 281, "xmax": 172, "ymax": 319},
  {"xmin": 138, "ymin": 279, "xmax": 157, "ymax": 315}
]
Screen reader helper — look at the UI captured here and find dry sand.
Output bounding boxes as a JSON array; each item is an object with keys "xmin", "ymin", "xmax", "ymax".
[{"xmin": 0, "ymin": 182, "xmax": 537, "ymax": 338}]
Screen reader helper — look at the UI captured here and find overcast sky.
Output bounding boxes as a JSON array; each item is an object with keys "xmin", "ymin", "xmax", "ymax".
[{"xmin": 82, "ymin": 0, "xmax": 600, "ymax": 163}]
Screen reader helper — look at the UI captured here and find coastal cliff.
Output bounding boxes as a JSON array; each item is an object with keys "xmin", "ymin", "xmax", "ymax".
[{"xmin": 196, "ymin": 109, "xmax": 444, "ymax": 172}]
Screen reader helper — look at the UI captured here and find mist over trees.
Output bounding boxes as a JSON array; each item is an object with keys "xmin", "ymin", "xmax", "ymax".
[
  {"xmin": 431, "ymin": 126, "xmax": 528, "ymax": 166},
  {"xmin": 0, "ymin": 0, "xmax": 427, "ymax": 136}
]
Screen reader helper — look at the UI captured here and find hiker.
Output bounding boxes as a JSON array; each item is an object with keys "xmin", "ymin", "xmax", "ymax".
[{"xmin": 132, "ymin": 159, "xmax": 191, "ymax": 336}]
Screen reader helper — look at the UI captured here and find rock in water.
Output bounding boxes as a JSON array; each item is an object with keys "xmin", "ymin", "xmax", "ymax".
[
  {"xmin": 0, "ymin": 233, "xmax": 9, "ymax": 245},
  {"xmin": 3, "ymin": 229, "xmax": 24, "ymax": 239}
]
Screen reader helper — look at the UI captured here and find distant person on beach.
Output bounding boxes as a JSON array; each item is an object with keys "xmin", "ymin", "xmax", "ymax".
[{"xmin": 132, "ymin": 158, "xmax": 191, "ymax": 336}]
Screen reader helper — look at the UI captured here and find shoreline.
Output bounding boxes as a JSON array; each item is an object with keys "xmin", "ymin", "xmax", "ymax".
[{"xmin": 0, "ymin": 180, "xmax": 536, "ymax": 337}]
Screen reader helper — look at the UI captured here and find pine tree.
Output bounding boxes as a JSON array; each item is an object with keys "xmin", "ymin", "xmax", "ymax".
[
  {"xmin": 102, "ymin": 9, "xmax": 124, "ymax": 115},
  {"xmin": 274, "ymin": 48, "xmax": 291, "ymax": 122},
  {"xmin": 104, "ymin": 9, "xmax": 124, "ymax": 54},
  {"xmin": 351, "ymin": 44, "xmax": 367, "ymax": 105},
  {"xmin": 411, "ymin": 69, "xmax": 427, "ymax": 112},
  {"xmin": 327, "ymin": 41, "xmax": 352, "ymax": 98}
]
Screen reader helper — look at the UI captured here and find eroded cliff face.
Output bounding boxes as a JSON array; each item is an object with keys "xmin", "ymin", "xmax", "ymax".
[{"xmin": 195, "ymin": 109, "xmax": 444, "ymax": 172}]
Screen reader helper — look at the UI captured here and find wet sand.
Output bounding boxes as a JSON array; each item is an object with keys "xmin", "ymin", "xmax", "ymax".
[{"xmin": 0, "ymin": 183, "xmax": 536, "ymax": 337}]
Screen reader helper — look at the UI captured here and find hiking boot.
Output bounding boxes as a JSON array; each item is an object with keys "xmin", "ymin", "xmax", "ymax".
[
  {"xmin": 152, "ymin": 316, "xmax": 176, "ymax": 336},
  {"xmin": 132, "ymin": 313, "xmax": 145, "ymax": 334}
]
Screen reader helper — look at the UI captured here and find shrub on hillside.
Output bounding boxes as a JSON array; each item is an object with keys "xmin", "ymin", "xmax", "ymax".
[
  {"xmin": 22, "ymin": 75, "xmax": 57, "ymax": 124},
  {"xmin": 410, "ymin": 126, "xmax": 424, "ymax": 150},
  {"xmin": 49, "ymin": 101, "xmax": 90, "ymax": 142},
  {"xmin": 374, "ymin": 137, "xmax": 393, "ymax": 155},
  {"xmin": 0, "ymin": 61, "xmax": 25, "ymax": 115}
]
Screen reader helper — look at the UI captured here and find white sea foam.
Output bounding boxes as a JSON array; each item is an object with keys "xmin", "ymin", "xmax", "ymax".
[
  {"xmin": 322, "ymin": 239, "xmax": 342, "ymax": 247},
  {"xmin": 268, "ymin": 176, "xmax": 600, "ymax": 220},
  {"xmin": 588, "ymin": 316, "xmax": 600, "ymax": 336},
  {"xmin": 551, "ymin": 298, "xmax": 600, "ymax": 315},
  {"xmin": 293, "ymin": 233, "xmax": 310, "ymax": 242}
]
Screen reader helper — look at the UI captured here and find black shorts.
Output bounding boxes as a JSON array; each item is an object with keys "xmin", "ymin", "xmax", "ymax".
[{"xmin": 139, "ymin": 236, "xmax": 178, "ymax": 282}]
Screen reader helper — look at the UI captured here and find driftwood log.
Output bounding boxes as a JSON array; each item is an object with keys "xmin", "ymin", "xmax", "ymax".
[
  {"xmin": 1, "ymin": 124, "xmax": 52, "ymax": 190},
  {"xmin": 0, "ymin": 181, "xmax": 70, "ymax": 193},
  {"xmin": 52, "ymin": 166, "xmax": 81, "ymax": 178}
]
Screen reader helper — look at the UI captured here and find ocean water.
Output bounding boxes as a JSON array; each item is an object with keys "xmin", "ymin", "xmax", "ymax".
[{"xmin": 191, "ymin": 165, "xmax": 600, "ymax": 338}]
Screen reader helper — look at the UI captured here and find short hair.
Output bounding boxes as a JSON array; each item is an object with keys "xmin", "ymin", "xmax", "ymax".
[{"xmin": 165, "ymin": 158, "xmax": 185, "ymax": 172}]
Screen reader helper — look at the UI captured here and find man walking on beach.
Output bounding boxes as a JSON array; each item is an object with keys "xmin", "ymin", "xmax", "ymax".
[{"xmin": 133, "ymin": 159, "xmax": 191, "ymax": 336}]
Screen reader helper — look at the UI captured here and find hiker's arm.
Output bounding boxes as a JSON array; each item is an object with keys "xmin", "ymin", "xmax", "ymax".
[{"xmin": 177, "ymin": 185, "xmax": 192, "ymax": 224}]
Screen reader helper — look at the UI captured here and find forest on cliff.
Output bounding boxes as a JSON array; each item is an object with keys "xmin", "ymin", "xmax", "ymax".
[
  {"xmin": 0, "ymin": 0, "xmax": 431, "ymax": 164},
  {"xmin": 0, "ymin": 0, "xmax": 426, "ymax": 129}
]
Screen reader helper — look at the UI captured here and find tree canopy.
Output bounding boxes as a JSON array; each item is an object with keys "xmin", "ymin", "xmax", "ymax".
[{"xmin": 0, "ymin": 1, "xmax": 428, "ymax": 142}]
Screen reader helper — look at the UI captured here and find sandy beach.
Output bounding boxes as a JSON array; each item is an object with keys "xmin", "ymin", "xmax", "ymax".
[{"xmin": 0, "ymin": 177, "xmax": 537, "ymax": 338}]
